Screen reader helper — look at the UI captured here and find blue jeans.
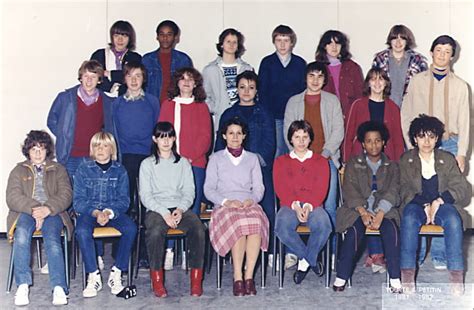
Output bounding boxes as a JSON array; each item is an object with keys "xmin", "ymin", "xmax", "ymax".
[
  {"xmin": 261, "ymin": 166, "xmax": 275, "ymax": 251},
  {"xmin": 75, "ymin": 214, "xmax": 137, "ymax": 272},
  {"xmin": 400, "ymin": 203, "xmax": 463, "ymax": 271},
  {"xmin": 419, "ymin": 136, "xmax": 459, "ymax": 264},
  {"xmin": 324, "ymin": 160, "xmax": 338, "ymax": 251},
  {"xmin": 191, "ymin": 166, "xmax": 205, "ymax": 215},
  {"xmin": 275, "ymin": 207, "xmax": 332, "ymax": 266},
  {"xmin": 274, "ymin": 119, "xmax": 289, "ymax": 159},
  {"xmin": 13, "ymin": 213, "xmax": 67, "ymax": 292}
]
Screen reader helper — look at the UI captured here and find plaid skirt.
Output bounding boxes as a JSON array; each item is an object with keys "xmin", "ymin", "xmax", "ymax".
[{"xmin": 209, "ymin": 203, "xmax": 269, "ymax": 257}]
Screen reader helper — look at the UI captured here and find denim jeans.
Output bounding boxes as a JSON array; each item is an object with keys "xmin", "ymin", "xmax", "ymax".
[
  {"xmin": 419, "ymin": 136, "xmax": 459, "ymax": 264},
  {"xmin": 324, "ymin": 160, "xmax": 338, "ymax": 252},
  {"xmin": 75, "ymin": 214, "xmax": 137, "ymax": 273},
  {"xmin": 191, "ymin": 166, "xmax": 206, "ymax": 215},
  {"xmin": 274, "ymin": 119, "xmax": 289, "ymax": 159},
  {"xmin": 13, "ymin": 213, "xmax": 67, "ymax": 292},
  {"xmin": 275, "ymin": 207, "xmax": 332, "ymax": 267},
  {"xmin": 261, "ymin": 166, "xmax": 276, "ymax": 251},
  {"xmin": 336, "ymin": 217, "xmax": 400, "ymax": 280},
  {"xmin": 400, "ymin": 203, "xmax": 463, "ymax": 271}
]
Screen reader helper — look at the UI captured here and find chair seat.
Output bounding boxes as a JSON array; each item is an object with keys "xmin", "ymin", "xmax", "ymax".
[
  {"xmin": 365, "ymin": 225, "xmax": 444, "ymax": 235},
  {"xmin": 92, "ymin": 226, "xmax": 122, "ymax": 238},
  {"xmin": 167, "ymin": 228, "xmax": 185, "ymax": 236},
  {"xmin": 199, "ymin": 211, "xmax": 212, "ymax": 221},
  {"xmin": 296, "ymin": 225, "xmax": 310, "ymax": 234}
]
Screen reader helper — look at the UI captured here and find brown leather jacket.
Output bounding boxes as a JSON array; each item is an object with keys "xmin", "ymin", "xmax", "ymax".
[{"xmin": 6, "ymin": 160, "xmax": 73, "ymax": 240}]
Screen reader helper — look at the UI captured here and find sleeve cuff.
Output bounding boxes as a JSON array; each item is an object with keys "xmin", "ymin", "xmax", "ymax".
[
  {"xmin": 302, "ymin": 203, "xmax": 313, "ymax": 212},
  {"xmin": 103, "ymin": 208, "xmax": 115, "ymax": 219},
  {"xmin": 321, "ymin": 149, "xmax": 331, "ymax": 159},
  {"xmin": 376, "ymin": 199, "xmax": 393, "ymax": 214},
  {"xmin": 221, "ymin": 198, "xmax": 228, "ymax": 207},
  {"xmin": 439, "ymin": 191, "xmax": 455, "ymax": 204}
]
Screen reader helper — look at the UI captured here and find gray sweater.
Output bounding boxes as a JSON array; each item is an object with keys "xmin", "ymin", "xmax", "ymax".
[
  {"xmin": 139, "ymin": 155, "xmax": 195, "ymax": 217},
  {"xmin": 202, "ymin": 57, "xmax": 253, "ymax": 131},
  {"xmin": 284, "ymin": 90, "xmax": 344, "ymax": 168}
]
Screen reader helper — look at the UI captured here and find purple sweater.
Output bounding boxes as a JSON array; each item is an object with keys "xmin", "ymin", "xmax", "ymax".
[{"xmin": 204, "ymin": 149, "xmax": 264, "ymax": 207}]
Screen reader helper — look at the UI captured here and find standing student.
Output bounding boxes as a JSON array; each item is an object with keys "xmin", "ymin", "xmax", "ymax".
[
  {"xmin": 6, "ymin": 131, "xmax": 72, "ymax": 306},
  {"xmin": 140, "ymin": 122, "xmax": 206, "ymax": 298},
  {"xmin": 372, "ymin": 24, "xmax": 428, "ymax": 107},
  {"xmin": 203, "ymin": 28, "xmax": 253, "ymax": 134},
  {"xmin": 142, "ymin": 20, "xmax": 193, "ymax": 104},
  {"xmin": 284, "ymin": 61, "xmax": 344, "ymax": 253},
  {"xmin": 258, "ymin": 25, "xmax": 306, "ymax": 158},
  {"xmin": 91, "ymin": 20, "xmax": 142, "ymax": 97},
  {"xmin": 401, "ymin": 35, "xmax": 470, "ymax": 269},
  {"xmin": 333, "ymin": 121, "xmax": 401, "ymax": 293},
  {"xmin": 159, "ymin": 67, "xmax": 211, "ymax": 269},
  {"xmin": 315, "ymin": 30, "xmax": 363, "ymax": 122},
  {"xmin": 74, "ymin": 132, "xmax": 136, "ymax": 298}
]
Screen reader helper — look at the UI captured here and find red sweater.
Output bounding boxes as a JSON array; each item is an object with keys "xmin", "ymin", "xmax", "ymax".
[
  {"xmin": 343, "ymin": 96, "xmax": 404, "ymax": 163},
  {"xmin": 273, "ymin": 153, "xmax": 330, "ymax": 208},
  {"xmin": 323, "ymin": 59, "xmax": 363, "ymax": 122},
  {"xmin": 71, "ymin": 96, "xmax": 103, "ymax": 157},
  {"xmin": 159, "ymin": 99, "xmax": 211, "ymax": 168}
]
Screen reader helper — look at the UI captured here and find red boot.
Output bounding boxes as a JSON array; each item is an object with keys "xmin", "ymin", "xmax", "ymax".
[
  {"xmin": 190, "ymin": 268, "xmax": 203, "ymax": 297},
  {"xmin": 150, "ymin": 269, "xmax": 167, "ymax": 298}
]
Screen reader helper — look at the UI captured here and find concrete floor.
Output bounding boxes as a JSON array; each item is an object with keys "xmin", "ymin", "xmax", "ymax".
[{"xmin": 1, "ymin": 234, "xmax": 472, "ymax": 310}]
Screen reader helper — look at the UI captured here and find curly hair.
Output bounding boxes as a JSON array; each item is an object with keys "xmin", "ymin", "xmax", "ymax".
[
  {"xmin": 356, "ymin": 121, "xmax": 390, "ymax": 144},
  {"xmin": 315, "ymin": 30, "xmax": 352, "ymax": 62},
  {"xmin": 22, "ymin": 130, "xmax": 55, "ymax": 160},
  {"xmin": 216, "ymin": 28, "xmax": 245, "ymax": 58},
  {"xmin": 168, "ymin": 67, "xmax": 206, "ymax": 102},
  {"xmin": 408, "ymin": 114, "xmax": 445, "ymax": 148}
]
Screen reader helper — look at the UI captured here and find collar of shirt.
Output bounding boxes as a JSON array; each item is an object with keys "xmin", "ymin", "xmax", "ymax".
[
  {"xmin": 290, "ymin": 150, "xmax": 313, "ymax": 162},
  {"xmin": 276, "ymin": 52, "xmax": 291, "ymax": 67},
  {"xmin": 418, "ymin": 152, "xmax": 436, "ymax": 179},
  {"xmin": 225, "ymin": 148, "xmax": 245, "ymax": 166}
]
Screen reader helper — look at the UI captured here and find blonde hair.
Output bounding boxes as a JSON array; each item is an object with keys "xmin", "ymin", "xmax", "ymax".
[{"xmin": 89, "ymin": 131, "xmax": 118, "ymax": 161}]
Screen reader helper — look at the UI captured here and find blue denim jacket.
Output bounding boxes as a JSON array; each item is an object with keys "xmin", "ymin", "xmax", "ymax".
[
  {"xmin": 215, "ymin": 102, "xmax": 276, "ymax": 168},
  {"xmin": 73, "ymin": 159, "xmax": 130, "ymax": 219},
  {"xmin": 47, "ymin": 85, "xmax": 114, "ymax": 165},
  {"xmin": 142, "ymin": 48, "xmax": 193, "ymax": 100}
]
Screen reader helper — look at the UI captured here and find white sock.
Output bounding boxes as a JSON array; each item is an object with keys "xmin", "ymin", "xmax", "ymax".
[
  {"xmin": 166, "ymin": 248, "xmax": 173, "ymax": 253},
  {"xmin": 297, "ymin": 258, "xmax": 310, "ymax": 271},
  {"xmin": 111, "ymin": 266, "xmax": 121, "ymax": 273},
  {"xmin": 334, "ymin": 277, "xmax": 346, "ymax": 287},
  {"xmin": 390, "ymin": 278, "xmax": 402, "ymax": 289}
]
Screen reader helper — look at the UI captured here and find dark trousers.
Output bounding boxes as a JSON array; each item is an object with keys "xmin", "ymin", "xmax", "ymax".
[
  {"xmin": 336, "ymin": 217, "xmax": 400, "ymax": 280},
  {"xmin": 145, "ymin": 210, "xmax": 206, "ymax": 270}
]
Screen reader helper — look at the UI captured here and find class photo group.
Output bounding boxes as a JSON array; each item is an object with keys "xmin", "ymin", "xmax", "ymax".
[{"xmin": 5, "ymin": 18, "xmax": 471, "ymax": 307}]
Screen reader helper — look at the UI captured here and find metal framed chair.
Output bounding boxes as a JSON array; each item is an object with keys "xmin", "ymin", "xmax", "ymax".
[{"xmin": 6, "ymin": 226, "xmax": 69, "ymax": 293}]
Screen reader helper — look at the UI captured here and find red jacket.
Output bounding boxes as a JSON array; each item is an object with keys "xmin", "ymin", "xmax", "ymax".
[
  {"xmin": 159, "ymin": 99, "xmax": 212, "ymax": 168},
  {"xmin": 343, "ymin": 96, "xmax": 404, "ymax": 163},
  {"xmin": 273, "ymin": 153, "xmax": 329, "ymax": 208},
  {"xmin": 323, "ymin": 59, "xmax": 363, "ymax": 121}
]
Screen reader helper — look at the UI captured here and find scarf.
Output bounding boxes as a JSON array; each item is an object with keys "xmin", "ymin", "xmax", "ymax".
[
  {"xmin": 227, "ymin": 146, "xmax": 243, "ymax": 157},
  {"xmin": 173, "ymin": 96, "xmax": 195, "ymax": 153},
  {"xmin": 327, "ymin": 55, "xmax": 341, "ymax": 66},
  {"xmin": 78, "ymin": 86, "xmax": 99, "ymax": 106},
  {"xmin": 429, "ymin": 65, "xmax": 450, "ymax": 140},
  {"xmin": 112, "ymin": 47, "xmax": 127, "ymax": 70}
]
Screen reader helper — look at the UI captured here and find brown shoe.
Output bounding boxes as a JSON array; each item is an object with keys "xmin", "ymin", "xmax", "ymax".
[
  {"xmin": 190, "ymin": 269, "xmax": 203, "ymax": 297},
  {"xmin": 244, "ymin": 279, "xmax": 257, "ymax": 296},
  {"xmin": 150, "ymin": 269, "xmax": 167, "ymax": 298},
  {"xmin": 401, "ymin": 269, "xmax": 416, "ymax": 295},
  {"xmin": 233, "ymin": 280, "xmax": 246, "ymax": 297},
  {"xmin": 449, "ymin": 270, "xmax": 464, "ymax": 296}
]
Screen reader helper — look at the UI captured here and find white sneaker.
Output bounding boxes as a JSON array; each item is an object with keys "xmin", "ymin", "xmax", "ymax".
[
  {"xmin": 52, "ymin": 286, "xmax": 68, "ymax": 305},
  {"xmin": 14, "ymin": 284, "xmax": 29, "ymax": 306},
  {"xmin": 284, "ymin": 253, "xmax": 298, "ymax": 270},
  {"xmin": 83, "ymin": 270, "xmax": 102, "ymax": 298},
  {"xmin": 181, "ymin": 251, "xmax": 187, "ymax": 270},
  {"xmin": 164, "ymin": 249, "xmax": 174, "ymax": 271},
  {"xmin": 98, "ymin": 256, "xmax": 105, "ymax": 271},
  {"xmin": 107, "ymin": 266, "xmax": 124, "ymax": 295},
  {"xmin": 41, "ymin": 263, "xmax": 49, "ymax": 274}
]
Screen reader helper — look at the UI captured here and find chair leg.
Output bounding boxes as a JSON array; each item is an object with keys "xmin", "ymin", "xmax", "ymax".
[
  {"xmin": 128, "ymin": 253, "xmax": 132, "ymax": 286},
  {"xmin": 184, "ymin": 238, "xmax": 189, "ymax": 274},
  {"xmin": 36, "ymin": 239, "xmax": 42, "ymax": 269},
  {"xmin": 216, "ymin": 255, "xmax": 222, "ymax": 289},
  {"xmin": 82, "ymin": 260, "xmax": 86, "ymax": 290},
  {"xmin": 278, "ymin": 239, "xmax": 284, "ymax": 289},
  {"xmin": 64, "ymin": 231, "xmax": 70, "ymax": 289},
  {"xmin": 134, "ymin": 227, "xmax": 141, "ymax": 279},
  {"xmin": 260, "ymin": 250, "xmax": 265, "ymax": 288},
  {"xmin": 6, "ymin": 244, "xmax": 15, "ymax": 293},
  {"xmin": 271, "ymin": 233, "xmax": 277, "ymax": 277},
  {"xmin": 71, "ymin": 232, "xmax": 76, "ymax": 280},
  {"xmin": 325, "ymin": 237, "xmax": 331, "ymax": 288}
]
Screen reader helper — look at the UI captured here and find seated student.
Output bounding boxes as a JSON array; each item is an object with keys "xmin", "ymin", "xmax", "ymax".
[
  {"xmin": 333, "ymin": 121, "xmax": 401, "ymax": 292},
  {"xmin": 6, "ymin": 130, "xmax": 73, "ymax": 306},
  {"xmin": 91, "ymin": 20, "xmax": 142, "ymax": 97},
  {"xmin": 400, "ymin": 114, "xmax": 469, "ymax": 296},
  {"xmin": 139, "ymin": 122, "xmax": 206, "ymax": 298},
  {"xmin": 74, "ymin": 132, "xmax": 137, "ymax": 298},
  {"xmin": 274, "ymin": 120, "xmax": 331, "ymax": 284},
  {"xmin": 204, "ymin": 118, "xmax": 269, "ymax": 297}
]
